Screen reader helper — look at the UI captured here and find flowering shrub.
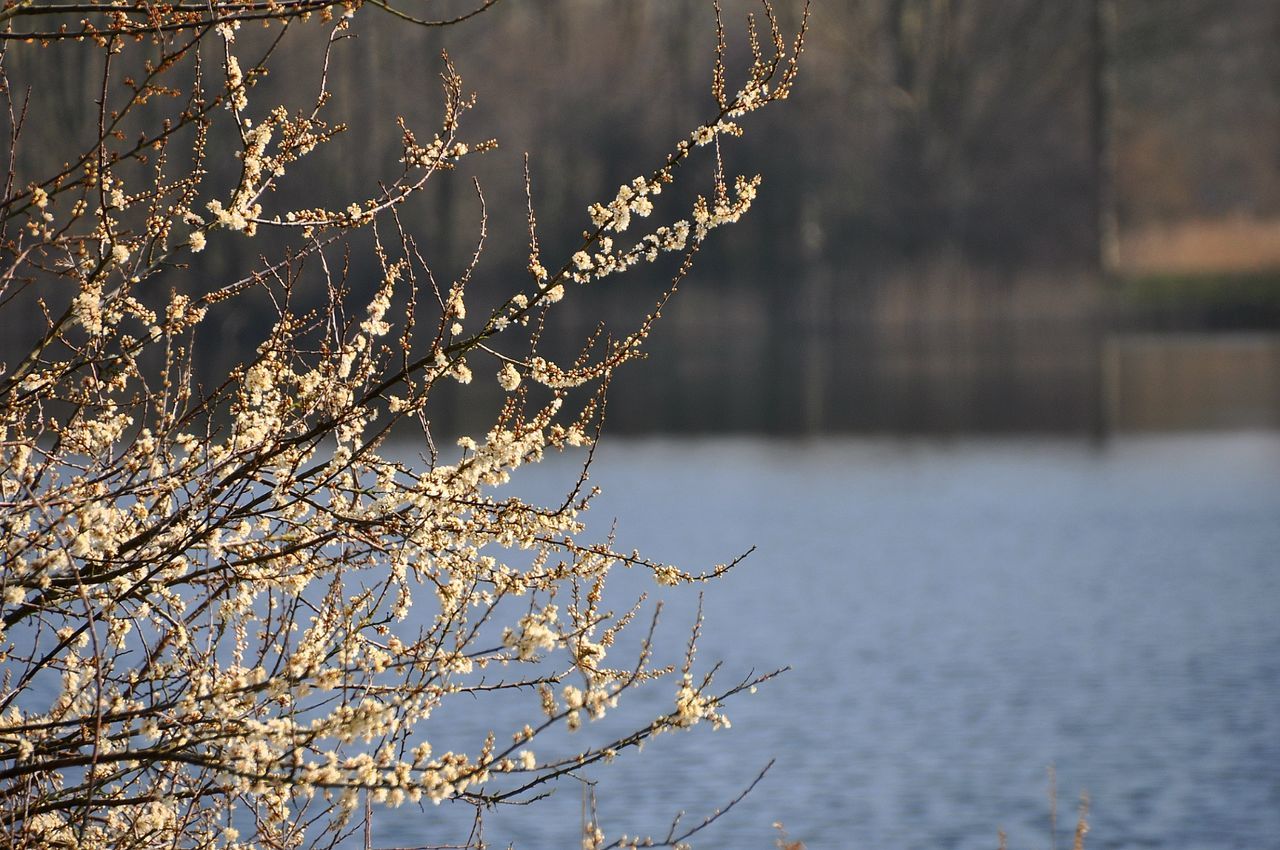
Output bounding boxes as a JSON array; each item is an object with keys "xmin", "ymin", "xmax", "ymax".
[{"xmin": 0, "ymin": 2, "xmax": 805, "ymax": 848}]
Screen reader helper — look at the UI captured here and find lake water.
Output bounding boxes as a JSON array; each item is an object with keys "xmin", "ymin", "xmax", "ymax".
[{"xmin": 374, "ymin": 433, "xmax": 1280, "ymax": 850}]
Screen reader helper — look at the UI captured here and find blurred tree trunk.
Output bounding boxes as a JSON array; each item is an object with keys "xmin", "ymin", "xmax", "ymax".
[{"xmin": 1092, "ymin": 0, "xmax": 1120, "ymax": 277}]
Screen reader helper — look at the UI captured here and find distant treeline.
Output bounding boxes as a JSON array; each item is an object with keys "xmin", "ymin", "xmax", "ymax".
[{"xmin": 4, "ymin": 0, "xmax": 1278, "ymax": 431}]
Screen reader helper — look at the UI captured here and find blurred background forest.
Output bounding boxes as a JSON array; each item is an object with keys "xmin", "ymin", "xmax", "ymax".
[{"xmin": 6, "ymin": 0, "xmax": 1280, "ymax": 434}]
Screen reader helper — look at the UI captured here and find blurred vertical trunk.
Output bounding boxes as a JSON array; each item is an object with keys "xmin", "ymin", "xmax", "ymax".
[
  {"xmin": 1091, "ymin": 0, "xmax": 1120, "ymax": 277},
  {"xmin": 1089, "ymin": 0, "xmax": 1119, "ymax": 438}
]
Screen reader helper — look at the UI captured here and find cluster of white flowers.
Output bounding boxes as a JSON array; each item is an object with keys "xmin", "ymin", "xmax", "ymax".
[
  {"xmin": 208, "ymin": 121, "xmax": 274, "ymax": 234},
  {"xmin": 501, "ymin": 606, "xmax": 560, "ymax": 661},
  {"xmin": 70, "ymin": 276, "xmax": 106, "ymax": 335},
  {"xmin": 165, "ymin": 291, "xmax": 206, "ymax": 331},
  {"xmin": 693, "ymin": 174, "xmax": 763, "ymax": 242},
  {"xmin": 560, "ymin": 682, "xmax": 619, "ymax": 731},
  {"xmin": 669, "ymin": 675, "xmax": 731, "ymax": 731},
  {"xmin": 361, "ymin": 263, "xmax": 400, "ymax": 338},
  {"xmin": 587, "ymin": 174, "xmax": 663, "ymax": 235},
  {"xmin": 497, "ymin": 361, "xmax": 522, "ymax": 391},
  {"xmin": 225, "ymin": 52, "xmax": 248, "ymax": 112}
]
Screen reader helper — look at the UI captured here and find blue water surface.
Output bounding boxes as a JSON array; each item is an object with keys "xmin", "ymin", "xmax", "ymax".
[{"xmin": 377, "ymin": 433, "xmax": 1280, "ymax": 850}]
